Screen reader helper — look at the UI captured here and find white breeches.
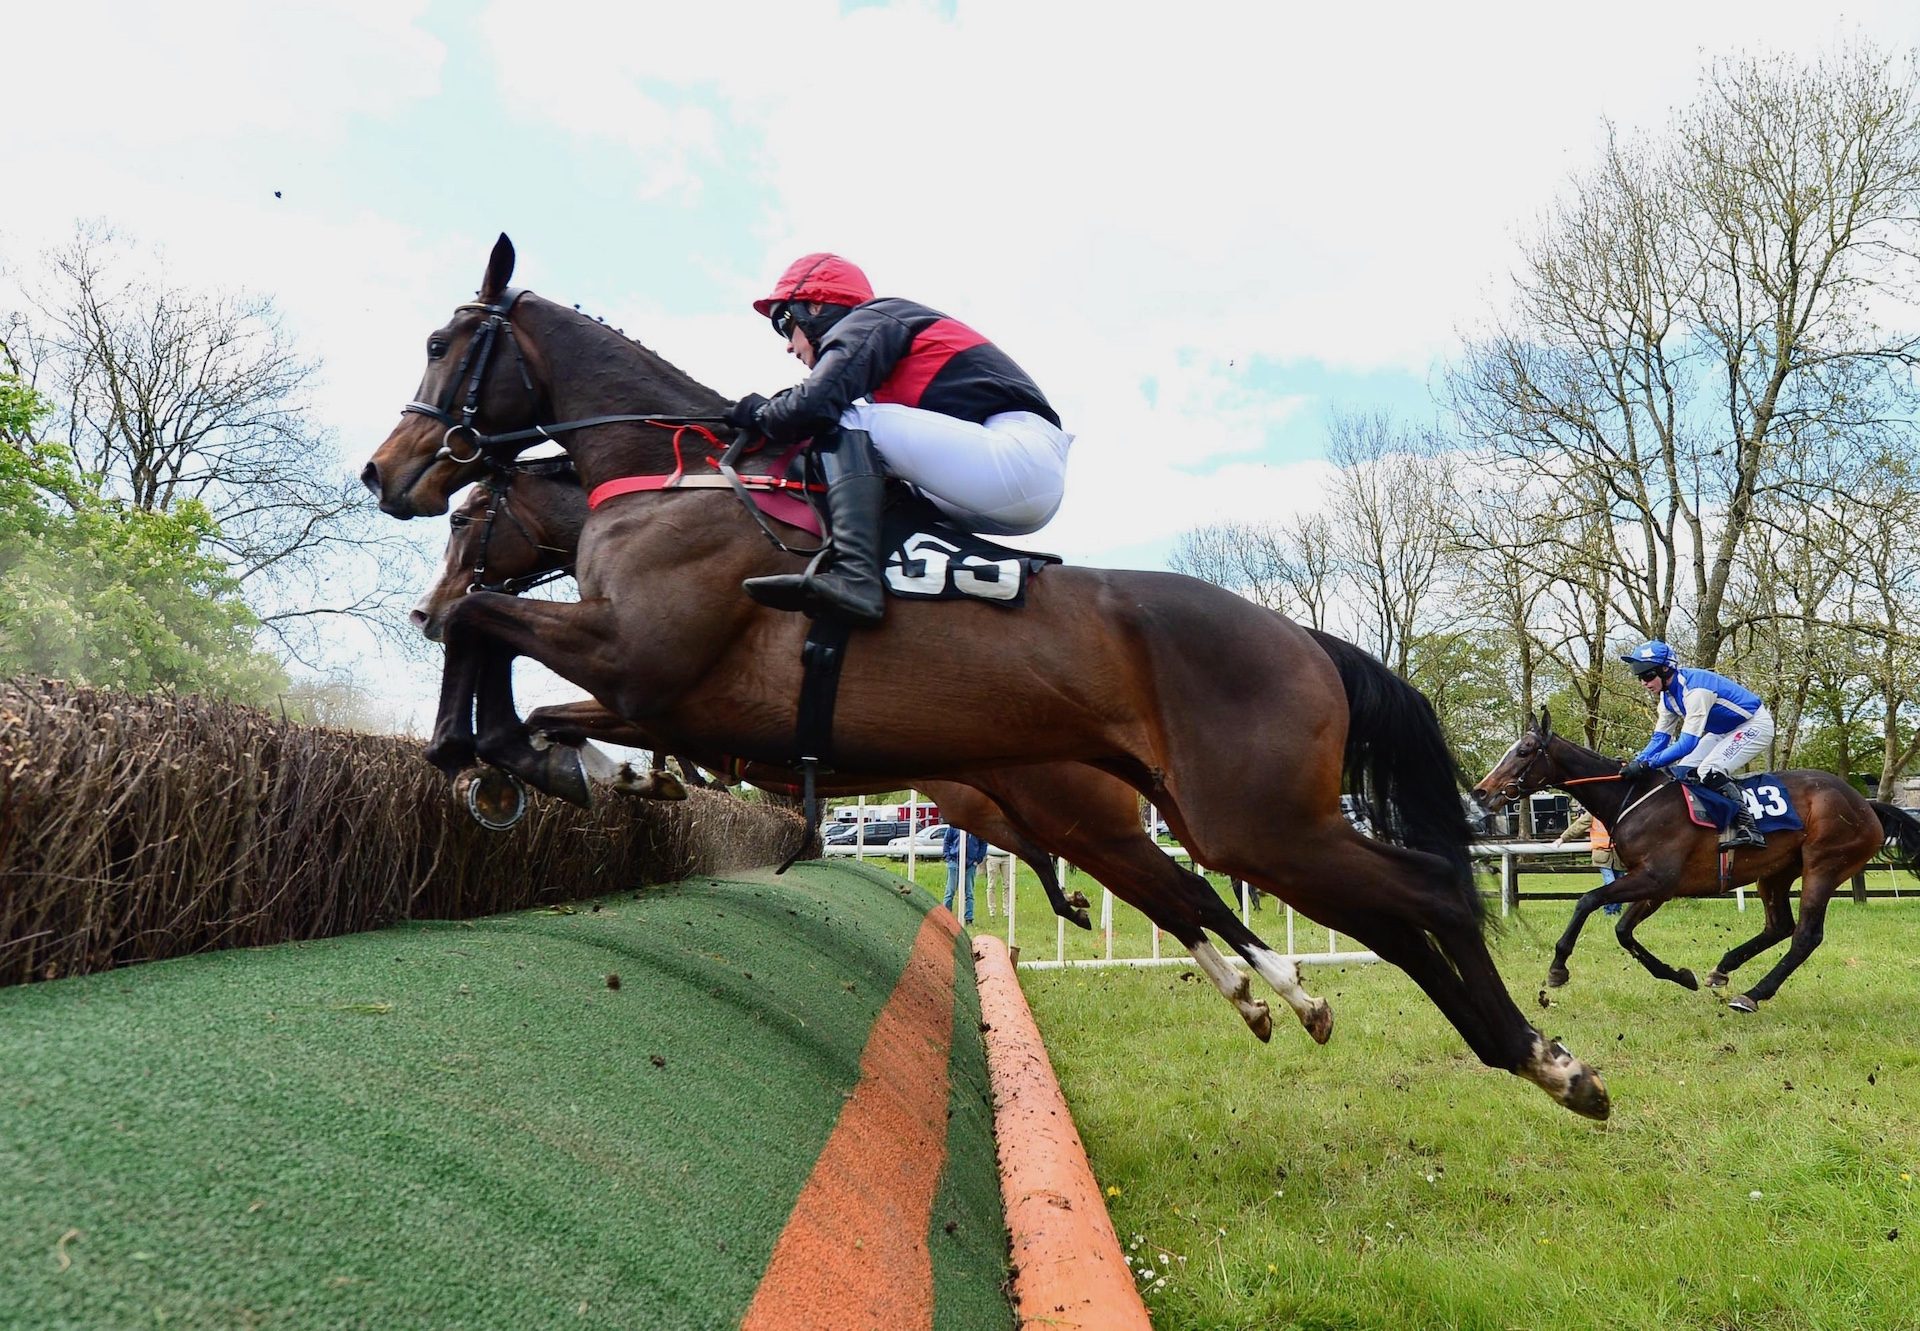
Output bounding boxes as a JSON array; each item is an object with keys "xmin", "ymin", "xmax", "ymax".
[
  {"xmin": 1679, "ymin": 706, "xmax": 1775, "ymax": 778},
  {"xmin": 838, "ymin": 402, "xmax": 1073, "ymax": 536}
]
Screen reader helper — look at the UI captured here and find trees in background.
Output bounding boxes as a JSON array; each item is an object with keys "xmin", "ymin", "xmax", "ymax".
[
  {"xmin": 3, "ymin": 224, "xmax": 419, "ymax": 667},
  {"xmin": 1177, "ymin": 44, "xmax": 1920, "ymax": 792},
  {"xmin": 0, "ymin": 365, "xmax": 289, "ymax": 702}
]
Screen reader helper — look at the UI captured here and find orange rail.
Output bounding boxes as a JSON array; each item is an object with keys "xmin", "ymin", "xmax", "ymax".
[{"xmin": 974, "ymin": 934, "xmax": 1151, "ymax": 1330}]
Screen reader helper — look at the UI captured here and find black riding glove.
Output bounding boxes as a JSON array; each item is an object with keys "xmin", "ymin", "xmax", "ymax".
[
  {"xmin": 1619, "ymin": 758, "xmax": 1650, "ymax": 780},
  {"xmin": 727, "ymin": 393, "xmax": 770, "ymax": 431}
]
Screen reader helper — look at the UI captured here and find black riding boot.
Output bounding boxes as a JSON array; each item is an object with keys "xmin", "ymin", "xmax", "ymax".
[
  {"xmin": 742, "ymin": 427, "xmax": 887, "ymax": 625},
  {"xmin": 1705, "ymin": 771, "xmax": 1765, "ymax": 848}
]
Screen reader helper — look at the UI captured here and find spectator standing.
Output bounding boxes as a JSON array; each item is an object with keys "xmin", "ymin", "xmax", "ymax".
[
  {"xmin": 943, "ymin": 825, "xmax": 989, "ymax": 926},
  {"xmin": 1558, "ymin": 809, "xmax": 1622, "ymax": 915}
]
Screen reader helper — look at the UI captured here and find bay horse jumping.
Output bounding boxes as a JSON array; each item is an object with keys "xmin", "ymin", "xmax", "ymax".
[
  {"xmin": 1472, "ymin": 708, "xmax": 1920, "ymax": 1012},
  {"xmin": 360, "ymin": 235, "xmax": 1609, "ymax": 1119},
  {"xmin": 409, "ymin": 460, "xmax": 1348, "ymax": 1045}
]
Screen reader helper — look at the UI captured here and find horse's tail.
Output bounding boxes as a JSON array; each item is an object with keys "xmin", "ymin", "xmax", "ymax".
[
  {"xmin": 1306, "ymin": 627, "xmax": 1480, "ymax": 920},
  {"xmin": 1869, "ymin": 801, "xmax": 1920, "ymax": 870}
]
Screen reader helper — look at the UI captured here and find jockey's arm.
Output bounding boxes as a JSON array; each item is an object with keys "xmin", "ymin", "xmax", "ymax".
[
  {"xmin": 1633, "ymin": 710, "xmax": 1681, "ymax": 763},
  {"xmin": 757, "ymin": 307, "xmax": 915, "ymax": 444},
  {"xmin": 1642, "ymin": 732, "xmax": 1700, "ymax": 770}
]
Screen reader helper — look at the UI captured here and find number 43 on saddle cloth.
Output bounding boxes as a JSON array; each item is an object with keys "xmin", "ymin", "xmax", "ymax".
[{"xmin": 1680, "ymin": 774, "xmax": 1805, "ymax": 836}]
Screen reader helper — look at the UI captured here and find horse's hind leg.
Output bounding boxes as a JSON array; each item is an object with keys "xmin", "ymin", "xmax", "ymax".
[
  {"xmin": 1730, "ymin": 882, "xmax": 1836, "ymax": 1012},
  {"xmin": 1706, "ymin": 872, "xmax": 1797, "ymax": 988},
  {"xmin": 968, "ymin": 770, "xmax": 1319, "ymax": 1040},
  {"xmin": 1041, "ymin": 834, "xmax": 1299, "ymax": 1041},
  {"xmin": 1209, "ymin": 823, "xmax": 1607, "ymax": 1119},
  {"xmin": 1184, "ymin": 885, "xmax": 1333, "ymax": 1043}
]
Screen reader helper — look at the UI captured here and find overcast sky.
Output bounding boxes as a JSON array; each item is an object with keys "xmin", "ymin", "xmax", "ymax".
[{"xmin": 5, "ymin": 0, "xmax": 1918, "ymax": 730}]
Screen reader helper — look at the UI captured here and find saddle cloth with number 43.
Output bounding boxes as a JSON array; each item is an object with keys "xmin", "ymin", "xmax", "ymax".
[{"xmin": 1680, "ymin": 773, "xmax": 1804, "ymax": 834}]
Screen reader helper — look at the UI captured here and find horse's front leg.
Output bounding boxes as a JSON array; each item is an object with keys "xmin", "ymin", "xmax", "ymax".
[
  {"xmin": 423, "ymin": 641, "xmax": 484, "ymax": 775},
  {"xmin": 1611, "ymin": 896, "xmax": 1699, "ymax": 989},
  {"xmin": 1545, "ymin": 882, "xmax": 1623, "ymax": 988},
  {"xmin": 448, "ymin": 593, "xmax": 630, "ymax": 808},
  {"xmin": 519, "ymin": 699, "xmax": 692, "ymax": 800}
]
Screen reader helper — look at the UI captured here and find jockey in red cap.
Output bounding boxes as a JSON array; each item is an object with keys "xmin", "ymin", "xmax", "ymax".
[{"xmin": 728, "ymin": 253, "xmax": 1073, "ymax": 624}]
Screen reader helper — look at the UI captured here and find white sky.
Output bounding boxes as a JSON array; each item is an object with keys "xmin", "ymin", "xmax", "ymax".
[{"xmin": 4, "ymin": 0, "xmax": 1917, "ymax": 731}]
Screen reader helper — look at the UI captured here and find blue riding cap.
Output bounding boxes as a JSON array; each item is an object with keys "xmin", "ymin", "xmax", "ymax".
[{"xmin": 1619, "ymin": 639, "xmax": 1678, "ymax": 676}]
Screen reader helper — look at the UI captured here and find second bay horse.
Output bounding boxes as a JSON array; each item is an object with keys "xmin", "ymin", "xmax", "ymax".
[
  {"xmin": 360, "ymin": 235, "xmax": 1609, "ymax": 1119},
  {"xmin": 1472, "ymin": 708, "xmax": 1920, "ymax": 1012}
]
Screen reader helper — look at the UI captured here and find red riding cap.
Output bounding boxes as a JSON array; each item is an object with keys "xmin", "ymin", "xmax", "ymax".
[{"xmin": 752, "ymin": 252, "xmax": 875, "ymax": 316}]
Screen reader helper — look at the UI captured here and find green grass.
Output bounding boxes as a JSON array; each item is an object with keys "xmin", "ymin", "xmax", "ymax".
[{"xmin": 1013, "ymin": 897, "xmax": 1920, "ymax": 1331}]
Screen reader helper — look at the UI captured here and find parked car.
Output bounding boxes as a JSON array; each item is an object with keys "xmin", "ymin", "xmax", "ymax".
[
  {"xmin": 883, "ymin": 823, "xmax": 950, "ymax": 858},
  {"xmin": 824, "ymin": 820, "xmax": 910, "ymax": 847}
]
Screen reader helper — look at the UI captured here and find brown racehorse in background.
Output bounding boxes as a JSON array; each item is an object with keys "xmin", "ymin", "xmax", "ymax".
[
  {"xmin": 1472, "ymin": 708, "xmax": 1920, "ymax": 1012},
  {"xmin": 360, "ymin": 234, "xmax": 1609, "ymax": 1119}
]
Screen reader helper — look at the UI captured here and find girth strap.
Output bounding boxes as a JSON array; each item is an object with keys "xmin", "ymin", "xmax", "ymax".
[{"xmin": 775, "ymin": 617, "xmax": 855, "ymax": 874}]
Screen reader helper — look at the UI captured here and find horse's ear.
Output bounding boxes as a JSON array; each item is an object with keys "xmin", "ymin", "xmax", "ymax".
[
  {"xmin": 481, "ymin": 233, "xmax": 516, "ymax": 303},
  {"xmin": 1538, "ymin": 706, "xmax": 1553, "ymax": 737}
]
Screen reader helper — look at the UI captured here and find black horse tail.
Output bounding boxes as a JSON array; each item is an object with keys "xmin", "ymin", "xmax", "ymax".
[
  {"xmin": 1306, "ymin": 628, "xmax": 1480, "ymax": 921},
  {"xmin": 1869, "ymin": 801, "xmax": 1920, "ymax": 870}
]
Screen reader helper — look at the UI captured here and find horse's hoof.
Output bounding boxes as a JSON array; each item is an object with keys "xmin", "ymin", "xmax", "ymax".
[
  {"xmin": 1530, "ymin": 1039, "xmax": 1610, "ymax": 1121},
  {"xmin": 647, "ymin": 769, "xmax": 689, "ymax": 801},
  {"xmin": 1246, "ymin": 1004, "xmax": 1274, "ymax": 1043},
  {"xmin": 1562, "ymin": 1064, "xmax": 1612, "ymax": 1122},
  {"xmin": 1545, "ymin": 967, "xmax": 1570, "ymax": 989},
  {"xmin": 613, "ymin": 767, "xmax": 689, "ymax": 801},
  {"xmin": 535, "ymin": 745, "xmax": 593, "ymax": 808},
  {"xmin": 1704, "ymin": 970, "xmax": 1729, "ymax": 989},
  {"xmin": 457, "ymin": 767, "xmax": 527, "ymax": 830},
  {"xmin": 1675, "ymin": 969, "xmax": 1700, "ymax": 991},
  {"xmin": 1303, "ymin": 999, "xmax": 1333, "ymax": 1045},
  {"xmin": 1728, "ymin": 994, "xmax": 1759, "ymax": 1014}
]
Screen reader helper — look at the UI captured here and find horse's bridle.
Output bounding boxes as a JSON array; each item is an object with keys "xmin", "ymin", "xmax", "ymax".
[
  {"xmin": 1491, "ymin": 739, "xmax": 1553, "ymax": 805},
  {"xmin": 1493, "ymin": 735, "xmax": 1668, "ymax": 834},
  {"xmin": 400, "ymin": 288, "xmax": 731, "ymax": 463},
  {"xmin": 402, "ymin": 289, "xmax": 540, "ymax": 464},
  {"xmin": 454, "ymin": 459, "xmax": 577, "ymax": 596},
  {"xmin": 399, "ymin": 286, "xmax": 823, "ymax": 558}
]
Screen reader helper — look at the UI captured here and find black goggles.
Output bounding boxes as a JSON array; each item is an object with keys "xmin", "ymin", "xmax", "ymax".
[{"xmin": 769, "ymin": 303, "xmax": 797, "ymax": 338}]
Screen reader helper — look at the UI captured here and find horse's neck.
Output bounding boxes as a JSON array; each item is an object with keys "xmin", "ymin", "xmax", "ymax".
[
  {"xmin": 1550, "ymin": 738, "xmax": 1628, "ymax": 821},
  {"xmin": 527, "ymin": 476, "xmax": 590, "ymax": 562},
  {"xmin": 522, "ymin": 297, "xmax": 731, "ymax": 484}
]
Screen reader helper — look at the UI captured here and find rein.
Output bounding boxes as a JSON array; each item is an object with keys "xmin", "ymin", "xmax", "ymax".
[
  {"xmin": 1558, "ymin": 770, "xmax": 1670, "ymax": 837},
  {"xmin": 399, "ymin": 290, "xmax": 732, "ymax": 462}
]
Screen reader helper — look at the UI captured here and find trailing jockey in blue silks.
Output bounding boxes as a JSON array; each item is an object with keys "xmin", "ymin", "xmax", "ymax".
[{"xmin": 1617, "ymin": 639, "xmax": 1775, "ymax": 849}]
